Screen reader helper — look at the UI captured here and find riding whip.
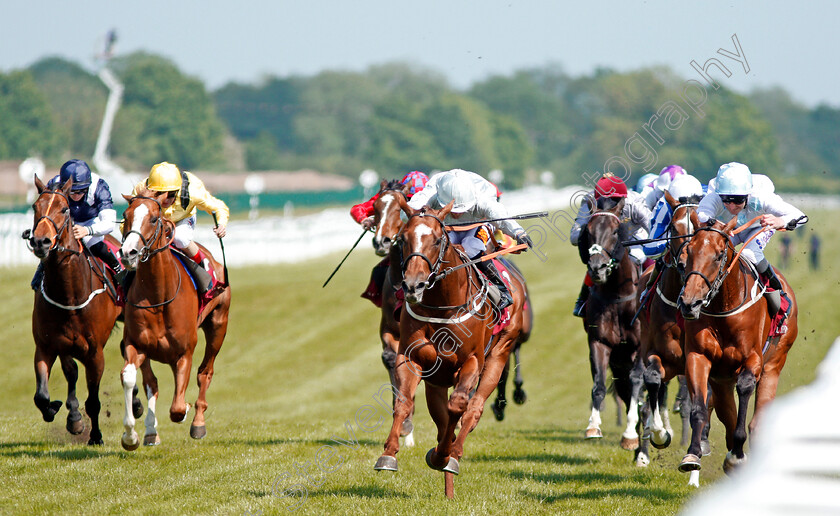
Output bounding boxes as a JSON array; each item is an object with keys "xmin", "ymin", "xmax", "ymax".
[
  {"xmin": 211, "ymin": 212, "xmax": 229, "ymax": 287},
  {"xmin": 322, "ymin": 228, "xmax": 369, "ymax": 288},
  {"xmin": 445, "ymin": 211, "xmax": 549, "ymax": 227}
]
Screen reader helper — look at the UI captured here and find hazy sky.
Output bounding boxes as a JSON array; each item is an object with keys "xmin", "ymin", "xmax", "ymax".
[{"xmin": 2, "ymin": 1, "xmax": 837, "ymax": 107}]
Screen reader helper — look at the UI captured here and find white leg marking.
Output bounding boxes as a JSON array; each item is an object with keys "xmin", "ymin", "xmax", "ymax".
[
  {"xmin": 403, "ymin": 430, "xmax": 415, "ymax": 448},
  {"xmin": 121, "ymin": 364, "xmax": 139, "ymax": 447},
  {"xmin": 587, "ymin": 406, "xmax": 602, "ymax": 430},
  {"xmin": 623, "ymin": 395, "xmax": 640, "ymax": 439},
  {"xmin": 688, "ymin": 470, "xmax": 700, "ymax": 487},
  {"xmin": 144, "ymin": 385, "xmax": 158, "ymax": 437}
]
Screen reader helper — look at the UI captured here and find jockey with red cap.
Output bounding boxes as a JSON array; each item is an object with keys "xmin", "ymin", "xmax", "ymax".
[
  {"xmin": 351, "ymin": 171, "xmax": 428, "ymax": 229},
  {"xmin": 569, "ymin": 173, "xmax": 653, "ymax": 317}
]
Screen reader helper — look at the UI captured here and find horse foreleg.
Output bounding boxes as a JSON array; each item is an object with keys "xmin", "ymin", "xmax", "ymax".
[
  {"xmin": 382, "ymin": 330, "xmax": 414, "ymax": 446},
  {"xmin": 679, "ymin": 352, "xmax": 711, "ymax": 484},
  {"xmin": 59, "ymin": 355, "xmax": 84, "ymax": 435},
  {"xmin": 586, "ymin": 340, "xmax": 610, "ymax": 439},
  {"xmin": 33, "ymin": 347, "xmax": 61, "ymax": 422},
  {"xmin": 170, "ymin": 354, "xmax": 193, "ymax": 424},
  {"xmin": 620, "ymin": 359, "xmax": 644, "ymax": 450},
  {"xmin": 82, "ymin": 350, "xmax": 105, "ymax": 445},
  {"xmin": 140, "ymin": 361, "xmax": 161, "ymax": 446},
  {"xmin": 375, "ymin": 356, "xmax": 421, "ymax": 472},
  {"xmin": 428, "ymin": 355, "xmax": 481, "ymax": 472},
  {"xmin": 120, "ymin": 349, "xmax": 143, "ymax": 451},
  {"xmin": 644, "ymin": 356, "xmax": 671, "ymax": 448}
]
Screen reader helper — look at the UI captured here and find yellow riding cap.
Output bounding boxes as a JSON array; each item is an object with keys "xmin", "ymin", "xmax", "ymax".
[{"xmin": 146, "ymin": 162, "xmax": 182, "ymax": 192}]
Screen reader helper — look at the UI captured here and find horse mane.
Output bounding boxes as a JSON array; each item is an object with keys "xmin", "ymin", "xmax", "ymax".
[
  {"xmin": 595, "ymin": 197, "xmax": 621, "ymax": 211},
  {"xmin": 382, "ymin": 179, "xmax": 404, "ymax": 192}
]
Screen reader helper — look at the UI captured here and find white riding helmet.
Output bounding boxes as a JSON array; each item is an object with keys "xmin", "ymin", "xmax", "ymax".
[
  {"xmin": 437, "ymin": 170, "xmax": 477, "ymax": 213},
  {"xmin": 667, "ymin": 175, "xmax": 704, "ymax": 201},
  {"xmin": 714, "ymin": 162, "xmax": 753, "ymax": 196},
  {"xmin": 635, "ymin": 172, "xmax": 658, "ymax": 193}
]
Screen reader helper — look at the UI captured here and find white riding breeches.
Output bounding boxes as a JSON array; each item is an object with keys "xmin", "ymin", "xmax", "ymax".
[
  {"xmin": 731, "ymin": 225, "xmax": 774, "ymax": 264},
  {"xmin": 172, "ymin": 216, "xmax": 197, "ymax": 250}
]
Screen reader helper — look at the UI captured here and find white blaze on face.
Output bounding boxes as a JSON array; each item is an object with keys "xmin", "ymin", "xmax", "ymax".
[
  {"xmin": 413, "ymin": 224, "xmax": 433, "ymax": 251},
  {"xmin": 375, "ymin": 194, "xmax": 395, "ymax": 242},
  {"xmin": 121, "ymin": 204, "xmax": 150, "ymax": 258}
]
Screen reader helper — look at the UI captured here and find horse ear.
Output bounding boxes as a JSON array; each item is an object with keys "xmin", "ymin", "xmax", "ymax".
[
  {"xmin": 664, "ymin": 190, "xmax": 678, "ymax": 209},
  {"xmin": 401, "ymin": 182, "xmax": 412, "ymax": 196},
  {"xmin": 689, "ymin": 207, "xmax": 700, "ymax": 230},
  {"xmin": 122, "ymin": 193, "xmax": 133, "ymax": 202},
  {"xmin": 723, "ymin": 217, "xmax": 739, "ymax": 234},
  {"xmin": 612, "ymin": 198, "xmax": 625, "ymax": 215},
  {"xmin": 379, "ymin": 179, "xmax": 388, "ymax": 190},
  {"xmin": 439, "ymin": 200, "xmax": 454, "ymax": 219},
  {"xmin": 61, "ymin": 176, "xmax": 73, "ymax": 195},
  {"xmin": 398, "ymin": 193, "xmax": 416, "ymax": 217},
  {"xmin": 34, "ymin": 175, "xmax": 45, "ymax": 193}
]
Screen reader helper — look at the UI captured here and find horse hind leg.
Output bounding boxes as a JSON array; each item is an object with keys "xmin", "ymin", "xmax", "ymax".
[
  {"xmin": 140, "ymin": 361, "xmax": 161, "ymax": 446},
  {"xmin": 33, "ymin": 348, "xmax": 62, "ymax": 422},
  {"xmin": 724, "ymin": 368, "xmax": 757, "ymax": 475},
  {"xmin": 59, "ymin": 355, "xmax": 85, "ymax": 435},
  {"xmin": 491, "ymin": 356, "xmax": 511, "ymax": 421},
  {"xmin": 512, "ymin": 344, "xmax": 527, "ymax": 405},
  {"xmin": 82, "ymin": 350, "xmax": 105, "ymax": 445}
]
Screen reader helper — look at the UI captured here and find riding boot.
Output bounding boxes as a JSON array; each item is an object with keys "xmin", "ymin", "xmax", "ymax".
[
  {"xmin": 756, "ymin": 259, "xmax": 786, "ymax": 320},
  {"xmin": 31, "ymin": 262, "xmax": 45, "ymax": 291},
  {"xmin": 89, "ymin": 241, "xmax": 128, "ymax": 284},
  {"xmin": 476, "ymin": 259, "xmax": 512, "ymax": 310},
  {"xmin": 573, "ymin": 283, "xmax": 589, "ymax": 318},
  {"xmin": 640, "ymin": 259, "xmax": 663, "ymax": 303},
  {"xmin": 189, "ymin": 248, "xmax": 217, "ymax": 300}
]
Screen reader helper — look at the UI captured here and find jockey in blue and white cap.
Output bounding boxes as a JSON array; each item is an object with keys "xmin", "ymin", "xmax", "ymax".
[
  {"xmin": 697, "ymin": 162, "xmax": 807, "ymax": 295},
  {"xmin": 407, "ymin": 169, "xmax": 532, "ymax": 310},
  {"xmin": 32, "ymin": 159, "xmax": 125, "ymax": 290},
  {"xmin": 642, "ymin": 174, "xmax": 705, "ymax": 260}
]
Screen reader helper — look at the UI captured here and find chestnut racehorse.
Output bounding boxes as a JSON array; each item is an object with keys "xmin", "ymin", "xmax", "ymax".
[
  {"xmin": 26, "ymin": 176, "xmax": 122, "ymax": 445},
  {"xmin": 578, "ymin": 196, "xmax": 645, "ymax": 456},
  {"xmin": 374, "ymin": 202, "xmax": 529, "ymax": 498},
  {"xmin": 118, "ymin": 189, "xmax": 231, "ymax": 450},
  {"xmin": 676, "ymin": 213, "xmax": 798, "ymax": 486}
]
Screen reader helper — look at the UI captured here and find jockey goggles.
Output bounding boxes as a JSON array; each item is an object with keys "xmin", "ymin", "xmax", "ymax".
[{"xmin": 719, "ymin": 194, "xmax": 747, "ymax": 205}]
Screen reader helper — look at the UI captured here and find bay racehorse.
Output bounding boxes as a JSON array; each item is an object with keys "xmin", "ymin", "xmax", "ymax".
[
  {"xmin": 25, "ymin": 176, "xmax": 122, "ymax": 445},
  {"xmin": 118, "ymin": 189, "xmax": 231, "ymax": 450},
  {"xmin": 374, "ymin": 202, "xmax": 529, "ymax": 498},
  {"xmin": 577, "ymin": 196, "xmax": 646, "ymax": 458},
  {"xmin": 676, "ymin": 212, "xmax": 798, "ymax": 486}
]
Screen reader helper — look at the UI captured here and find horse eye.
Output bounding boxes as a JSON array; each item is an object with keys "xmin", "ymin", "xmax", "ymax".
[
  {"xmin": 150, "ymin": 216, "xmax": 159, "ymax": 224},
  {"xmin": 61, "ymin": 207, "xmax": 69, "ymax": 214}
]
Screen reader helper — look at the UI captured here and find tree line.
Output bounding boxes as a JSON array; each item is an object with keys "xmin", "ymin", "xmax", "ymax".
[{"xmin": 1, "ymin": 52, "xmax": 838, "ymax": 192}]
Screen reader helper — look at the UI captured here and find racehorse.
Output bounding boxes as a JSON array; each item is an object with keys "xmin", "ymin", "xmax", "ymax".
[
  {"xmin": 371, "ymin": 180, "xmax": 531, "ymax": 431},
  {"xmin": 638, "ymin": 192, "xmax": 700, "ymax": 457},
  {"xmin": 676, "ymin": 212, "xmax": 798, "ymax": 486},
  {"xmin": 577, "ymin": 196, "xmax": 645, "ymax": 456},
  {"xmin": 25, "ymin": 176, "xmax": 122, "ymax": 445},
  {"xmin": 118, "ymin": 189, "xmax": 231, "ymax": 450},
  {"xmin": 374, "ymin": 202, "xmax": 529, "ymax": 498}
]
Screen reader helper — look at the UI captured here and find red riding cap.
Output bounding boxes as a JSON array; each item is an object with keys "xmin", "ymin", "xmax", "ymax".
[{"xmin": 594, "ymin": 175, "xmax": 628, "ymax": 199}]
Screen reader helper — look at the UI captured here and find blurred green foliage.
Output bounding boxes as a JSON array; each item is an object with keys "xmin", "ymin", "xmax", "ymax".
[{"xmin": 3, "ymin": 55, "xmax": 839, "ymax": 192}]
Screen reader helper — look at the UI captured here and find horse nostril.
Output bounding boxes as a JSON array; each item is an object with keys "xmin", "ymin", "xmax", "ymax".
[
  {"xmin": 383, "ymin": 237, "xmax": 391, "ymax": 245},
  {"xmin": 417, "ymin": 282, "xmax": 426, "ymax": 290}
]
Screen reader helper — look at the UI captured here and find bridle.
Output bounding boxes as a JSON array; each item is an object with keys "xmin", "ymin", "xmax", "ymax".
[
  {"xmin": 122, "ymin": 196, "xmax": 175, "ymax": 262},
  {"xmin": 586, "ymin": 211, "xmax": 625, "ymax": 278},
  {"xmin": 665, "ymin": 202, "xmax": 699, "ymax": 272},
  {"xmin": 681, "ymin": 225, "xmax": 735, "ymax": 308},
  {"xmin": 400, "ymin": 209, "xmax": 450, "ymax": 289},
  {"xmin": 23, "ymin": 189, "xmax": 81, "ymax": 256},
  {"xmin": 374, "ymin": 187, "xmax": 408, "ymax": 243}
]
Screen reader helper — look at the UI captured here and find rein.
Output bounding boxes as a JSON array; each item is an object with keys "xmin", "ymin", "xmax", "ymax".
[{"xmin": 587, "ymin": 211, "xmax": 625, "ymax": 278}]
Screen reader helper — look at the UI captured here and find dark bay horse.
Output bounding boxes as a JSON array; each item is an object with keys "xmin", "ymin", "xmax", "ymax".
[
  {"xmin": 118, "ymin": 189, "xmax": 231, "ymax": 450},
  {"xmin": 26, "ymin": 176, "xmax": 122, "ymax": 445},
  {"xmin": 677, "ymin": 213, "xmax": 798, "ymax": 486},
  {"xmin": 374, "ymin": 202, "xmax": 529, "ymax": 498},
  {"xmin": 577, "ymin": 197, "xmax": 645, "ymax": 456}
]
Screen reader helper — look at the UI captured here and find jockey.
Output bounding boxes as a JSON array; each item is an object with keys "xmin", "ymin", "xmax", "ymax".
[
  {"xmin": 350, "ymin": 171, "xmax": 429, "ymax": 229},
  {"xmin": 407, "ymin": 169, "xmax": 533, "ymax": 310},
  {"xmin": 634, "ymin": 172, "xmax": 658, "ymax": 194},
  {"xmin": 639, "ymin": 174, "xmax": 705, "ymax": 300},
  {"xmin": 697, "ymin": 162, "xmax": 807, "ymax": 298},
  {"xmin": 132, "ymin": 162, "xmax": 229, "ymax": 300},
  {"xmin": 639, "ymin": 165, "xmax": 688, "ymax": 210},
  {"xmin": 31, "ymin": 159, "xmax": 125, "ymax": 291},
  {"xmin": 570, "ymin": 174, "xmax": 652, "ymax": 317}
]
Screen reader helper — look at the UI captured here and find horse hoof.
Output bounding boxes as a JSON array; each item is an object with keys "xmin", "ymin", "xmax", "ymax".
[
  {"xmin": 190, "ymin": 425, "xmax": 207, "ymax": 440},
  {"xmin": 491, "ymin": 400, "xmax": 505, "ymax": 421},
  {"xmin": 620, "ymin": 437, "xmax": 639, "ymax": 450},
  {"xmin": 374, "ymin": 455, "xmax": 398, "ymax": 472},
  {"xmin": 42, "ymin": 400, "xmax": 63, "ymax": 422},
  {"xmin": 88, "ymin": 437, "xmax": 104, "ymax": 446},
  {"xmin": 513, "ymin": 387, "xmax": 527, "ymax": 405},
  {"xmin": 121, "ymin": 432, "xmax": 140, "ymax": 451},
  {"xmin": 584, "ymin": 428, "xmax": 603, "ymax": 439},
  {"xmin": 636, "ymin": 452, "xmax": 650, "ymax": 468},
  {"xmin": 400, "ymin": 419, "xmax": 414, "ymax": 437},
  {"xmin": 132, "ymin": 399, "xmax": 144, "ymax": 419},
  {"xmin": 443, "ymin": 457, "xmax": 460, "ymax": 475},
  {"xmin": 701, "ymin": 439, "xmax": 712, "ymax": 456},
  {"xmin": 651, "ymin": 431, "xmax": 672, "ymax": 449},
  {"xmin": 678, "ymin": 453, "xmax": 702, "ymax": 472},
  {"xmin": 144, "ymin": 433, "xmax": 161, "ymax": 446},
  {"xmin": 66, "ymin": 416, "xmax": 85, "ymax": 435},
  {"xmin": 722, "ymin": 451, "xmax": 745, "ymax": 475}
]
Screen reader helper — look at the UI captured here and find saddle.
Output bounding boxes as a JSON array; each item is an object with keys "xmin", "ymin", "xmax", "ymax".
[{"xmin": 169, "ymin": 246, "xmax": 224, "ymax": 309}]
